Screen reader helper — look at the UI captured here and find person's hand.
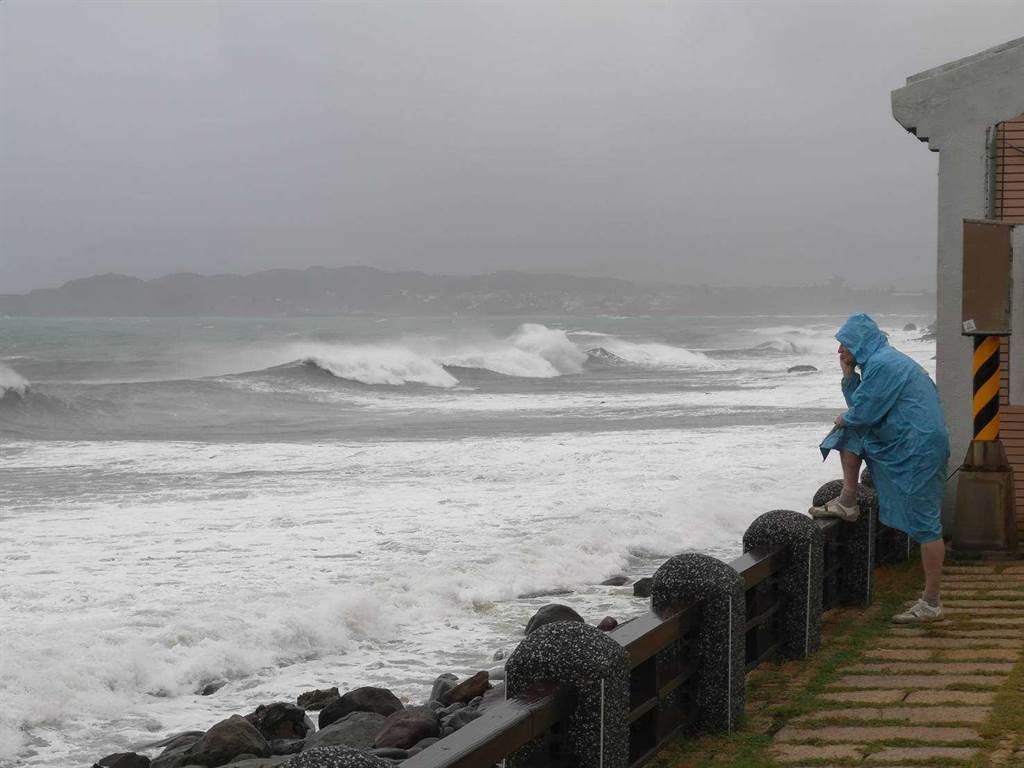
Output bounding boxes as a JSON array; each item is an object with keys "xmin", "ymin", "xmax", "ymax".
[
  {"xmin": 839, "ymin": 348, "xmax": 856, "ymax": 378},
  {"xmin": 834, "ymin": 414, "xmax": 845, "ymax": 429}
]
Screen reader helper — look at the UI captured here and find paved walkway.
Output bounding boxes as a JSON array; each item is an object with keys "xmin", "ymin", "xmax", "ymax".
[{"xmin": 769, "ymin": 562, "xmax": 1024, "ymax": 766}]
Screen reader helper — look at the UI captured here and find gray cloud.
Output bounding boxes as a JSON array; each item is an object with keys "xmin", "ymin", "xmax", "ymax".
[{"xmin": 2, "ymin": 0, "xmax": 1021, "ymax": 293}]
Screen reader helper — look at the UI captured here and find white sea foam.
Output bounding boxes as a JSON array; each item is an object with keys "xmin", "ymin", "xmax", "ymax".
[
  {"xmin": 0, "ymin": 363, "xmax": 29, "ymax": 397},
  {"xmin": 0, "ymin": 424, "xmax": 842, "ymax": 766}
]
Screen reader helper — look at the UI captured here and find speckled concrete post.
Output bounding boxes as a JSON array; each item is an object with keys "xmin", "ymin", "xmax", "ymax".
[
  {"xmin": 651, "ymin": 553, "xmax": 745, "ymax": 734},
  {"xmin": 505, "ymin": 621, "xmax": 629, "ymax": 768},
  {"xmin": 813, "ymin": 480, "xmax": 876, "ymax": 606},
  {"xmin": 284, "ymin": 746, "xmax": 393, "ymax": 767},
  {"xmin": 743, "ymin": 509, "xmax": 824, "ymax": 659},
  {"xmin": 859, "ymin": 467, "xmax": 912, "ymax": 564}
]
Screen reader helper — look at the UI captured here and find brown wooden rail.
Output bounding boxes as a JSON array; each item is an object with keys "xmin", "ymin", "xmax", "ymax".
[{"xmin": 405, "ymin": 516, "xmax": 853, "ymax": 768}]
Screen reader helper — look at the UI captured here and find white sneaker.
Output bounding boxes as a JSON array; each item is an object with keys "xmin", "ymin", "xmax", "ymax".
[
  {"xmin": 892, "ymin": 598, "xmax": 944, "ymax": 624},
  {"xmin": 808, "ymin": 498, "xmax": 860, "ymax": 522}
]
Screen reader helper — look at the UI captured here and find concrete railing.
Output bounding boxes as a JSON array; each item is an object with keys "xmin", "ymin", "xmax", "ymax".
[{"xmin": 390, "ymin": 479, "xmax": 908, "ymax": 768}]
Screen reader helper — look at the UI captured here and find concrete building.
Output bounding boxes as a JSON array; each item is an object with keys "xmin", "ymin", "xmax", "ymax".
[{"xmin": 891, "ymin": 37, "xmax": 1024, "ymax": 537}]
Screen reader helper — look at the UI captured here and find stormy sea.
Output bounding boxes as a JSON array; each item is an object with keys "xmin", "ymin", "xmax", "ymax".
[{"xmin": 0, "ymin": 313, "xmax": 936, "ymax": 766}]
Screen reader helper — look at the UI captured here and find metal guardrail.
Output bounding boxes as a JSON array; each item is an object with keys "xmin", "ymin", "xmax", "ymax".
[{"xmin": 404, "ymin": 510, "xmax": 900, "ymax": 768}]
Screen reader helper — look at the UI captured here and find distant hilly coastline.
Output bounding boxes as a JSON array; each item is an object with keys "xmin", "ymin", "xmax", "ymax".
[{"xmin": 0, "ymin": 266, "xmax": 935, "ymax": 317}]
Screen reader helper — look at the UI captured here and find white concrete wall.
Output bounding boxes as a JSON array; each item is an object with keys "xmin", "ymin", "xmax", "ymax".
[{"xmin": 892, "ymin": 39, "xmax": 1024, "ymax": 527}]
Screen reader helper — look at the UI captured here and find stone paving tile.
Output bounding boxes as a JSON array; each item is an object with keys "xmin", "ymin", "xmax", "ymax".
[
  {"xmin": 863, "ymin": 649, "xmax": 933, "ymax": 661},
  {"xmin": 829, "ymin": 674, "xmax": 1002, "ymax": 689},
  {"xmin": 904, "ymin": 689, "xmax": 997, "ymax": 705},
  {"xmin": 873, "ymin": 636, "xmax": 1023, "ymax": 649},
  {"xmin": 963, "ymin": 615, "xmax": 1024, "ymax": 624},
  {"xmin": 940, "ymin": 648, "xmax": 1020, "ymax": 660},
  {"xmin": 819, "ymin": 690, "xmax": 906, "ymax": 704},
  {"xmin": 769, "ymin": 744, "xmax": 863, "ymax": 763},
  {"xmin": 943, "ymin": 566, "xmax": 997, "ymax": 573},
  {"xmin": 942, "ymin": 599, "xmax": 1024, "ymax": 608},
  {"xmin": 842, "ymin": 661, "xmax": 1013, "ymax": 674},
  {"xmin": 774, "ymin": 725, "xmax": 980, "ymax": 743},
  {"xmin": 865, "ymin": 746, "xmax": 979, "ymax": 762},
  {"xmin": 794, "ymin": 706, "xmax": 989, "ymax": 724},
  {"xmin": 888, "ymin": 627, "xmax": 1024, "ymax": 638}
]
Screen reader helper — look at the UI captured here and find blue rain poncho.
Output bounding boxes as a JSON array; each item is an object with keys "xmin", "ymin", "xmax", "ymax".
[{"xmin": 820, "ymin": 313, "xmax": 950, "ymax": 543}]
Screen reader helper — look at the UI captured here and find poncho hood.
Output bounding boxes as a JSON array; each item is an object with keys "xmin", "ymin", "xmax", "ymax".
[{"xmin": 836, "ymin": 313, "xmax": 888, "ymax": 366}]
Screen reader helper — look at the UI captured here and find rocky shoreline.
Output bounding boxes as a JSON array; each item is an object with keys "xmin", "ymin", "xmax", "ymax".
[{"xmin": 91, "ymin": 578, "xmax": 651, "ymax": 768}]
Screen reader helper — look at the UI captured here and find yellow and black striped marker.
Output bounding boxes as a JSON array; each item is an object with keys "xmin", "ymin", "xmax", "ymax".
[{"xmin": 972, "ymin": 335, "xmax": 1001, "ymax": 440}]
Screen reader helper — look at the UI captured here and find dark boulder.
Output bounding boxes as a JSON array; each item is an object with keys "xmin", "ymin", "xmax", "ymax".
[
  {"xmin": 318, "ymin": 687, "xmax": 403, "ymax": 729},
  {"xmin": 199, "ymin": 680, "xmax": 228, "ymax": 696},
  {"xmin": 407, "ymin": 737, "xmax": 439, "ymax": 755},
  {"xmin": 267, "ymin": 739, "xmax": 305, "ymax": 756},
  {"xmin": 860, "ymin": 467, "xmax": 874, "ymax": 488},
  {"xmin": 632, "ymin": 577, "xmax": 653, "ymax": 598},
  {"xmin": 597, "ymin": 616, "xmax": 618, "ymax": 631},
  {"xmin": 373, "ymin": 707, "xmax": 440, "ymax": 750},
  {"xmin": 176, "ymin": 715, "xmax": 270, "ymax": 767},
  {"xmin": 439, "ymin": 671, "xmax": 489, "ymax": 705},
  {"xmin": 283, "ymin": 746, "xmax": 392, "ymax": 767},
  {"xmin": 427, "ymin": 673, "xmax": 457, "ymax": 705},
  {"xmin": 903, "ymin": 323, "xmax": 917, "ymax": 331},
  {"xmin": 246, "ymin": 702, "xmax": 311, "ymax": 740},
  {"xmin": 787, "ymin": 365, "xmax": 818, "ymax": 373},
  {"xmin": 303, "ymin": 712, "xmax": 386, "ymax": 752},
  {"xmin": 600, "ymin": 575, "xmax": 630, "ymax": 586},
  {"xmin": 93, "ymin": 754, "xmax": 150, "ymax": 768},
  {"xmin": 524, "ymin": 604, "xmax": 583, "ymax": 635},
  {"xmin": 440, "ymin": 707, "xmax": 481, "ymax": 731},
  {"xmin": 296, "ymin": 688, "xmax": 339, "ymax": 712},
  {"xmin": 149, "ymin": 732, "xmax": 204, "ymax": 768},
  {"xmin": 223, "ymin": 758, "xmax": 291, "ymax": 768}
]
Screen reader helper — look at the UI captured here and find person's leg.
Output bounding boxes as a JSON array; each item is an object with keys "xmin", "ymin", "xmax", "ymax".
[
  {"xmin": 921, "ymin": 538, "xmax": 945, "ymax": 605},
  {"xmin": 839, "ymin": 449, "xmax": 862, "ymax": 507}
]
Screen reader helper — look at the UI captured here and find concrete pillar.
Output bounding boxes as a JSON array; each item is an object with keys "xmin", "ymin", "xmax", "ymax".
[
  {"xmin": 812, "ymin": 480, "xmax": 877, "ymax": 606},
  {"xmin": 505, "ymin": 621, "xmax": 629, "ymax": 768},
  {"xmin": 650, "ymin": 553, "xmax": 745, "ymax": 733},
  {"xmin": 743, "ymin": 510, "xmax": 824, "ymax": 659}
]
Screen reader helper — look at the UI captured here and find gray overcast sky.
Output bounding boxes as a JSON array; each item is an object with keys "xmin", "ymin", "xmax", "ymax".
[{"xmin": 2, "ymin": 1, "xmax": 1022, "ymax": 293}]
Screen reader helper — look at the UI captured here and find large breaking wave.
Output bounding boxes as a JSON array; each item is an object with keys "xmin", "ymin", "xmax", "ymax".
[{"xmin": 0, "ymin": 363, "xmax": 29, "ymax": 399}]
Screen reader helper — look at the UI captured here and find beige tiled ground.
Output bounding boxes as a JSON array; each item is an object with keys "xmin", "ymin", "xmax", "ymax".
[{"xmin": 770, "ymin": 562, "xmax": 1024, "ymax": 766}]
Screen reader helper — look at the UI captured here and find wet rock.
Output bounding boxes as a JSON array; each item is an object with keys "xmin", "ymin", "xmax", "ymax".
[
  {"xmin": 600, "ymin": 575, "xmax": 630, "ymax": 586},
  {"xmin": 632, "ymin": 577, "xmax": 653, "ymax": 598},
  {"xmin": 516, "ymin": 587, "xmax": 573, "ymax": 599},
  {"xmin": 283, "ymin": 746, "xmax": 392, "ymax": 767},
  {"xmin": 440, "ymin": 707, "xmax": 481, "ymax": 731},
  {"xmin": 199, "ymin": 680, "xmax": 228, "ymax": 696},
  {"xmin": 303, "ymin": 712, "xmax": 385, "ymax": 752},
  {"xmin": 597, "ymin": 616, "xmax": 618, "ymax": 631},
  {"xmin": 149, "ymin": 732, "xmax": 204, "ymax": 768},
  {"xmin": 407, "ymin": 737, "xmax": 439, "ymax": 755},
  {"xmin": 246, "ymin": 703, "xmax": 311, "ymax": 740},
  {"xmin": 491, "ymin": 648, "xmax": 505, "ymax": 661},
  {"xmin": 296, "ymin": 688, "xmax": 339, "ymax": 712},
  {"xmin": 524, "ymin": 604, "xmax": 583, "ymax": 635},
  {"xmin": 860, "ymin": 466, "xmax": 874, "ymax": 488},
  {"xmin": 428, "ymin": 673, "xmax": 457, "ymax": 705},
  {"xmin": 787, "ymin": 365, "xmax": 818, "ymax": 373},
  {"xmin": 179, "ymin": 715, "xmax": 270, "ymax": 767},
  {"xmin": 93, "ymin": 754, "xmax": 151, "ymax": 768},
  {"xmin": 224, "ymin": 758, "xmax": 291, "ymax": 768},
  {"xmin": 318, "ymin": 687, "xmax": 403, "ymax": 729},
  {"xmin": 439, "ymin": 671, "xmax": 489, "ymax": 705},
  {"xmin": 267, "ymin": 739, "xmax": 305, "ymax": 756},
  {"xmin": 373, "ymin": 707, "xmax": 440, "ymax": 750}
]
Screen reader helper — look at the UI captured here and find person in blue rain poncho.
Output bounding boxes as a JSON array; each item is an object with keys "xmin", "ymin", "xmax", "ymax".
[{"xmin": 809, "ymin": 313, "xmax": 950, "ymax": 624}]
